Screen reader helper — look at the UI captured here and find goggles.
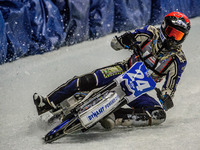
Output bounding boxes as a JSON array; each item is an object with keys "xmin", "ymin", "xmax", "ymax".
[{"xmin": 165, "ymin": 26, "xmax": 184, "ymax": 41}]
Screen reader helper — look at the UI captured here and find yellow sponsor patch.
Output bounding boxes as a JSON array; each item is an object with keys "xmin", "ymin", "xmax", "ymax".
[{"xmin": 100, "ymin": 65, "xmax": 124, "ymax": 78}]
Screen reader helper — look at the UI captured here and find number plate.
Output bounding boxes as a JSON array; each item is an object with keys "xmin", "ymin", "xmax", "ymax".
[{"xmin": 115, "ymin": 62, "xmax": 156, "ymax": 103}]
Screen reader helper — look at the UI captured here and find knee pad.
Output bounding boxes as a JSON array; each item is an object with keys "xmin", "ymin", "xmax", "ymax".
[
  {"xmin": 78, "ymin": 74, "xmax": 97, "ymax": 91},
  {"xmin": 151, "ymin": 109, "xmax": 166, "ymax": 125},
  {"xmin": 114, "ymin": 108, "xmax": 166, "ymax": 127}
]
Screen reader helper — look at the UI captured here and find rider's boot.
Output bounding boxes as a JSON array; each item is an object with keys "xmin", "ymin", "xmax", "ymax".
[{"xmin": 33, "ymin": 93, "xmax": 54, "ymax": 115}]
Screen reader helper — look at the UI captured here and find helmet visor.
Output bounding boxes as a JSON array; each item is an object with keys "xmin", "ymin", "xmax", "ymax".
[{"xmin": 165, "ymin": 26, "xmax": 184, "ymax": 41}]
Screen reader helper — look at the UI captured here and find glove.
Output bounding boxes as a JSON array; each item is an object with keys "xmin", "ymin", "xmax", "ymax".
[
  {"xmin": 155, "ymin": 88, "xmax": 174, "ymax": 111},
  {"xmin": 159, "ymin": 94, "xmax": 174, "ymax": 111},
  {"xmin": 116, "ymin": 32, "xmax": 136, "ymax": 49}
]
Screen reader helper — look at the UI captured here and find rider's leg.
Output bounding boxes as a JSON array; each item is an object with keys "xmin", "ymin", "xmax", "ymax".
[
  {"xmin": 34, "ymin": 64, "xmax": 125, "ymax": 115},
  {"xmin": 115, "ymin": 94, "xmax": 166, "ymax": 127},
  {"xmin": 100, "ymin": 94, "xmax": 166, "ymax": 129}
]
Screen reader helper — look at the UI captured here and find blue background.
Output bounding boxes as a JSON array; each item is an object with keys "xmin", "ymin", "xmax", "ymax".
[{"xmin": 0, "ymin": 0, "xmax": 200, "ymax": 64}]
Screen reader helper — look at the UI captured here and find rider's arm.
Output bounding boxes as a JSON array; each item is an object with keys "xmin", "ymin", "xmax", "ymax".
[
  {"xmin": 161, "ymin": 55, "xmax": 187, "ymax": 99},
  {"xmin": 111, "ymin": 25, "xmax": 154, "ymax": 51}
]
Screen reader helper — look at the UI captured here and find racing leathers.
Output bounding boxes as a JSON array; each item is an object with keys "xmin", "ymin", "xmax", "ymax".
[{"xmin": 111, "ymin": 25, "xmax": 187, "ymax": 100}]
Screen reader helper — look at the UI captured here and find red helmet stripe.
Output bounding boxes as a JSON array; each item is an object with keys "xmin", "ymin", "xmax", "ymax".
[{"xmin": 165, "ymin": 12, "xmax": 191, "ymax": 25}]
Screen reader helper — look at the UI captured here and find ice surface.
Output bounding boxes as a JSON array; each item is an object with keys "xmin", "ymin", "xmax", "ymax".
[{"xmin": 0, "ymin": 17, "xmax": 200, "ymax": 150}]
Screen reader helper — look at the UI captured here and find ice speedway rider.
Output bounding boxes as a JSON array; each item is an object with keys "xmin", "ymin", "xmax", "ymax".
[{"xmin": 33, "ymin": 12, "xmax": 191, "ymax": 129}]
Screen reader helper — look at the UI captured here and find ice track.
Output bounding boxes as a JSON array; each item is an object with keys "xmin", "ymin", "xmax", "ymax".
[{"xmin": 1, "ymin": 17, "xmax": 200, "ymax": 150}]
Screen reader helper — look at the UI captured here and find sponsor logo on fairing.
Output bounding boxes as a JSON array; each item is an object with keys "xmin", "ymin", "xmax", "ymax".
[
  {"xmin": 87, "ymin": 94, "xmax": 119, "ymax": 121},
  {"xmin": 88, "ymin": 107, "xmax": 104, "ymax": 121}
]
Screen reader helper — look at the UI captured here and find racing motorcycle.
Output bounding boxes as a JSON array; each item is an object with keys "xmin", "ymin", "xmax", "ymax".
[{"xmin": 40, "ymin": 61, "xmax": 157, "ymax": 143}]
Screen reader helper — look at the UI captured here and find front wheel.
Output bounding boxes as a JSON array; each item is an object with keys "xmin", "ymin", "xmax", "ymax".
[{"xmin": 44, "ymin": 116, "xmax": 82, "ymax": 143}]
